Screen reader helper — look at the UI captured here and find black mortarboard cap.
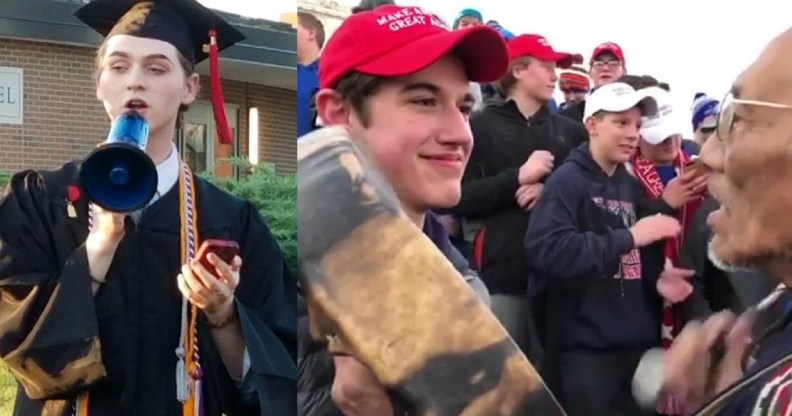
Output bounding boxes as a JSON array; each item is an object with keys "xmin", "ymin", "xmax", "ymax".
[
  {"xmin": 74, "ymin": 0, "xmax": 246, "ymax": 145},
  {"xmin": 73, "ymin": 0, "xmax": 245, "ymax": 65}
]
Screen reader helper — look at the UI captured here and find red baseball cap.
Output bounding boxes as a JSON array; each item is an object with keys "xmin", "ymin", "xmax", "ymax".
[
  {"xmin": 318, "ymin": 5, "xmax": 509, "ymax": 89},
  {"xmin": 507, "ymin": 34, "xmax": 578, "ymax": 69},
  {"xmin": 590, "ymin": 42, "xmax": 625, "ymax": 63}
]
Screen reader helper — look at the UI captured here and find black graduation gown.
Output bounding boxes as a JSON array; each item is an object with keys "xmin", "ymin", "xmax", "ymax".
[{"xmin": 0, "ymin": 161, "xmax": 297, "ymax": 416}]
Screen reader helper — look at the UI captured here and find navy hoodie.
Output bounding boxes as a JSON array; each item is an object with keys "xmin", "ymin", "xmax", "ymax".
[{"xmin": 524, "ymin": 143, "xmax": 673, "ymax": 351}]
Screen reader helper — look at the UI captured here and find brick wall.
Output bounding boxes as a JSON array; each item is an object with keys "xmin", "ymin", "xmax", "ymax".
[{"xmin": 0, "ymin": 37, "xmax": 296, "ymax": 175}]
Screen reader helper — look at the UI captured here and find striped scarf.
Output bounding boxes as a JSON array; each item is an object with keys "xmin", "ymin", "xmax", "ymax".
[{"xmin": 630, "ymin": 149, "xmax": 702, "ymax": 415}]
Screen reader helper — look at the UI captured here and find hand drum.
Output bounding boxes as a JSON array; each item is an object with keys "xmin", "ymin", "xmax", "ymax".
[{"xmin": 297, "ymin": 126, "xmax": 567, "ymax": 416}]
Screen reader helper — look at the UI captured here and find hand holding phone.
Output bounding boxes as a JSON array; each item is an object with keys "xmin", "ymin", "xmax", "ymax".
[
  {"xmin": 195, "ymin": 239, "xmax": 240, "ymax": 278},
  {"xmin": 685, "ymin": 157, "xmax": 709, "ymax": 178}
]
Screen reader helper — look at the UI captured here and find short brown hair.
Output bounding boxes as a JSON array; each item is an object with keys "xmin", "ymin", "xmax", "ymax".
[
  {"xmin": 298, "ymin": 12, "xmax": 325, "ymax": 49},
  {"xmin": 334, "ymin": 71, "xmax": 389, "ymax": 127},
  {"xmin": 496, "ymin": 56, "xmax": 532, "ymax": 96}
]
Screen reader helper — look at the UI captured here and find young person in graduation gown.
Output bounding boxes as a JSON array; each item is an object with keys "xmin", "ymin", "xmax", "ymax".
[
  {"xmin": 638, "ymin": 25, "xmax": 792, "ymax": 416},
  {"xmin": 0, "ymin": 1, "xmax": 296, "ymax": 415}
]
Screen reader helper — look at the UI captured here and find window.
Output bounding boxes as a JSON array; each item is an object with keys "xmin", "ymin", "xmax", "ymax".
[
  {"xmin": 249, "ymin": 107, "xmax": 259, "ymax": 165},
  {"xmin": 178, "ymin": 102, "xmax": 239, "ymax": 178}
]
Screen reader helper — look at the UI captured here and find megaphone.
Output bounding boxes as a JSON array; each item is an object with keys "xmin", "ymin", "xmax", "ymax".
[{"xmin": 79, "ymin": 111, "xmax": 158, "ymax": 213}]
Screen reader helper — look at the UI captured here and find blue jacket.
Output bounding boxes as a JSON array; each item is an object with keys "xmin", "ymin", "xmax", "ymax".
[{"xmin": 298, "ymin": 60, "xmax": 320, "ymax": 138}]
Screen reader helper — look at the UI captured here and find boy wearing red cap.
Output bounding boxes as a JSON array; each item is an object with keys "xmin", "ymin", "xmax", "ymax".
[
  {"xmin": 560, "ymin": 42, "xmax": 627, "ymax": 122},
  {"xmin": 452, "ymin": 34, "xmax": 588, "ymax": 360},
  {"xmin": 299, "ymin": 5, "xmax": 510, "ymax": 415}
]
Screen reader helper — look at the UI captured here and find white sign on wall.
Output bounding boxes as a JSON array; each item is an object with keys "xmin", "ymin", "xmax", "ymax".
[{"xmin": 0, "ymin": 67, "xmax": 23, "ymax": 125}]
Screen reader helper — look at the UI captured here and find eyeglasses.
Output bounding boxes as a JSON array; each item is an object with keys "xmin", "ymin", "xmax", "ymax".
[
  {"xmin": 716, "ymin": 91, "xmax": 792, "ymax": 142},
  {"xmin": 591, "ymin": 60, "xmax": 621, "ymax": 70}
]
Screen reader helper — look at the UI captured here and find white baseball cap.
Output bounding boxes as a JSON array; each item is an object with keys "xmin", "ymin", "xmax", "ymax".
[
  {"xmin": 640, "ymin": 87, "xmax": 685, "ymax": 145},
  {"xmin": 583, "ymin": 82, "xmax": 659, "ymax": 121}
]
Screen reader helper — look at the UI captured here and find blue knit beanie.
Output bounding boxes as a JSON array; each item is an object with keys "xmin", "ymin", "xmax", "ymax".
[
  {"xmin": 485, "ymin": 20, "xmax": 514, "ymax": 41},
  {"xmin": 691, "ymin": 92, "xmax": 719, "ymax": 131}
]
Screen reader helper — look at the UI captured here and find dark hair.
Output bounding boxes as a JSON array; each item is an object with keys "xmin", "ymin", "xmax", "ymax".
[
  {"xmin": 351, "ymin": 0, "xmax": 395, "ymax": 13},
  {"xmin": 658, "ymin": 82, "xmax": 670, "ymax": 91},
  {"xmin": 496, "ymin": 56, "xmax": 532, "ymax": 96},
  {"xmin": 334, "ymin": 72, "xmax": 389, "ymax": 127},
  {"xmin": 297, "ymin": 12, "xmax": 326, "ymax": 49}
]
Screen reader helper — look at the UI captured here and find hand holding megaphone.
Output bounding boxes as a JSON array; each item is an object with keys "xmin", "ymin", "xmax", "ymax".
[
  {"xmin": 85, "ymin": 203, "xmax": 127, "ymax": 252},
  {"xmin": 79, "ymin": 110, "xmax": 159, "ymax": 213}
]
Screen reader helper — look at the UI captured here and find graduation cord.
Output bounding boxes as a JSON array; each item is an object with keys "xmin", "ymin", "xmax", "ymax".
[
  {"xmin": 74, "ymin": 162, "xmax": 203, "ymax": 416},
  {"xmin": 178, "ymin": 161, "xmax": 204, "ymax": 416}
]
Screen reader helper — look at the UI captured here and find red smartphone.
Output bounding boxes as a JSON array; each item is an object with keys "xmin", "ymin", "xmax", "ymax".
[{"xmin": 195, "ymin": 239, "xmax": 240, "ymax": 277}]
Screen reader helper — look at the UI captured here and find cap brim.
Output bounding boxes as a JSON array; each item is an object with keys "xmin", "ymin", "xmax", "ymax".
[
  {"xmin": 529, "ymin": 51, "xmax": 576, "ymax": 69},
  {"xmin": 591, "ymin": 48, "xmax": 624, "ymax": 63},
  {"xmin": 589, "ymin": 91, "xmax": 658, "ymax": 120},
  {"xmin": 641, "ymin": 122, "xmax": 681, "ymax": 145},
  {"xmin": 356, "ymin": 25, "xmax": 509, "ymax": 84}
]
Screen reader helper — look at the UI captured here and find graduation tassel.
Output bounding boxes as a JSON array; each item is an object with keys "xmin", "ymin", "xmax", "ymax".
[
  {"xmin": 175, "ymin": 300, "xmax": 190, "ymax": 402},
  {"xmin": 205, "ymin": 30, "xmax": 233, "ymax": 145}
]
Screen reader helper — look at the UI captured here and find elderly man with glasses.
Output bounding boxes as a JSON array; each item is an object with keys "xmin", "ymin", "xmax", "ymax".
[{"xmin": 632, "ymin": 25, "xmax": 792, "ymax": 416}]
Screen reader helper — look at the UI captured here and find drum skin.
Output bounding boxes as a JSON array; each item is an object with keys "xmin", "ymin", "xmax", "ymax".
[{"xmin": 297, "ymin": 126, "xmax": 567, "ymax": 416}]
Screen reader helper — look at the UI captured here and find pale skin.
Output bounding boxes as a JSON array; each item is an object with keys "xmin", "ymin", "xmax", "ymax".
[
  {"xmin": 88, "ymin": 34, "xmax": 245, "ymax": 381},
  {"xmin": 314, "ymin": 54, "xmax": 475, "ymax": 415},
  {"xmin": 589, "ymin": 52, "xmax": 625, "ymax": 87},
  {"xmin": 296, "ymin": 18, "xmax": 321, "ymax": 66}
]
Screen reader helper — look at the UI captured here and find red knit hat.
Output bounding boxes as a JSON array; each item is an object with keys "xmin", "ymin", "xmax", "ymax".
[{"xmin": 559, "ymin": 66, "xmax": 590, "ymax": 91}]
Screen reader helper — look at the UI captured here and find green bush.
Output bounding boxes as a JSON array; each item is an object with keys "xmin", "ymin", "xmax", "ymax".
[
  {"xmin": 0, "ymin": 364, "xmax": 13, "ymax": 416},
  {"xmin": 0, "ymin": 162, "xmax": 296, "ymax": 414},
  {"xmin": 201, "ymin": 158, "xmax": 297, "ymax": 274}
]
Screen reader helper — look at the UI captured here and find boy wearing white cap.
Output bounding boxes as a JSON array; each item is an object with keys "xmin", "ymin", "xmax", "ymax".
[
  {"xmin": 524, "ymin": 82, "xmax": 684, "ymax": 416},
  {"xmin": 630, "ymin": 86, "xmax": 709, "ymax": 414}
]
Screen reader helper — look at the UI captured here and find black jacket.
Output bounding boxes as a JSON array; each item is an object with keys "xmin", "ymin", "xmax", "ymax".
[
  {"xmin": 453, "ymin": 99, "xmax": 588, "ymax": 295},
  {"xmin": 559, "ymin": 100, "xmax": 585, "ymax": 122}
]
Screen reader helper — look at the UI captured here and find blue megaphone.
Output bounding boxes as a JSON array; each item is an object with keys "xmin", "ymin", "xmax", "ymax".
[{"xmin": 79, "ymin": 111, "xmax": 158, "ymax": 212}]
